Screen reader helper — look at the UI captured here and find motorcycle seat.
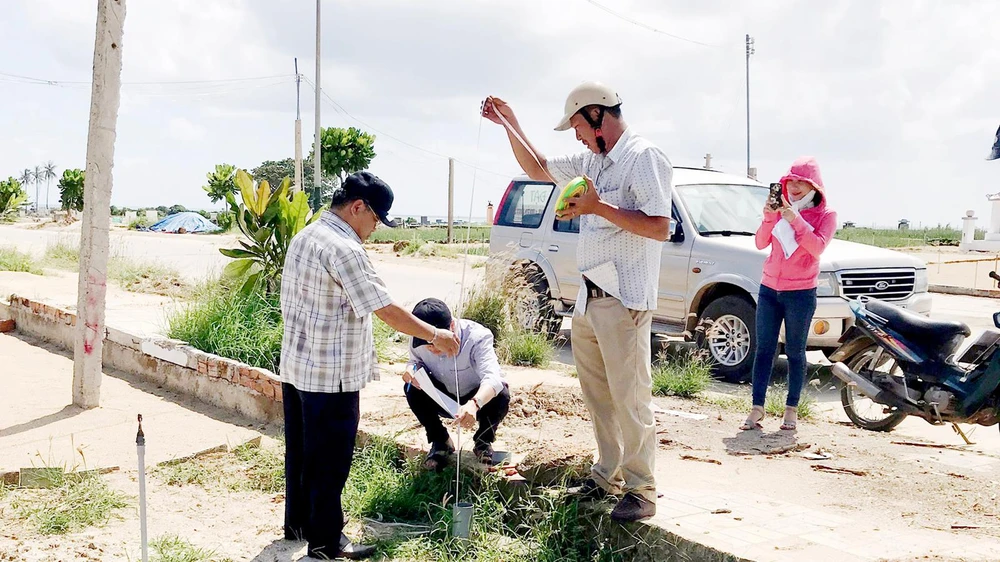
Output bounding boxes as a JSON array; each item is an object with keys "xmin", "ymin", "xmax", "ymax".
[{"xmin": 866, "ymin": 300, "xmax": 971, "ymax": 360}]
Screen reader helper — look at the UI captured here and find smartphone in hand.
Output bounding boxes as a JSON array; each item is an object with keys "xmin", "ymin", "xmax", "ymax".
[{"xmin": 768, "ymin": 183, "xmax": 783, "ymax": 210}]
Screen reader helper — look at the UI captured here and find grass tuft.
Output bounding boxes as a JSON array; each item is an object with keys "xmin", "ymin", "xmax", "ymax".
[
  {"xmin": 0, "ymin": 246, "xmax": 42, "ymax": 274},
  {"xmin": 651, "ymin": 350, "xmax": 714, "ymax": 398},
  {"xmin": 150, "ymin": 534, "xmax": 230, "ymax": 562},
  {"xmin": 10, "ymin": 472, "xmax": 130, "ymax": 535}
]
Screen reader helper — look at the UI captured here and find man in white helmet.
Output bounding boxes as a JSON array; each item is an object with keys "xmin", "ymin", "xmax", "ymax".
[{"xmin": 482, "ymin": 82, "xmax": 672, "ymax": 522}]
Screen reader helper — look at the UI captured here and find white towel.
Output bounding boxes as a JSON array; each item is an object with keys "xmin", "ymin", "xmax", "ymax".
[{"xmin": 773, "ymin": 214, "xmax": 815, "ymax": 259}]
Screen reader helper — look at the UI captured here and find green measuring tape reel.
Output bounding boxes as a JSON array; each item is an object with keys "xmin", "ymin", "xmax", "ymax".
[{"xmin": 555, "ymin": 177, "xmax": 587, "ymax": 213}]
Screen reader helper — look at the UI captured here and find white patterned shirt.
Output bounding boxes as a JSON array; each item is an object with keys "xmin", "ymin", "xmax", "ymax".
[
  {"xmin": 279, "ymin": 211, "xmax": 394, "ymax": 393},
  {"xmin": 547, "ymin": 128, "xmax": 673, "ymax": 314}
]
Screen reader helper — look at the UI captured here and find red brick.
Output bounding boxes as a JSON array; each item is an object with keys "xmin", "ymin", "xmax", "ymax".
[
  {"xmin": 274, "ymin": 385, "xmax": 283, "ymax": 403},
  {"xmin": 0, "ymin": 319, "xmax": 14, "ymax": 333},
  {"xmin": 262, "ymin": 382, "xmax": 275, "ymax": 399}
]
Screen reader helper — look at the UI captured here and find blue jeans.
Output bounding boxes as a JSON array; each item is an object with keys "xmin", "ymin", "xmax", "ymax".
[{"xmin": 751, "ymin": 286, "xmax": 817, "ymax": 408}]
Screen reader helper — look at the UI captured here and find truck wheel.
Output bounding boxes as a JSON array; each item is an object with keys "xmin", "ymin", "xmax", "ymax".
[
  {"xmin": 840, "ymin": 346, "xmax": 907, "ymax": 432},
  {"xmin": 516, "ymin": 264, "xmax": 563, "ymax": 340},
  {"xmin": 697, "ymin": 296, "xmax": 756, "ymax": 382}
]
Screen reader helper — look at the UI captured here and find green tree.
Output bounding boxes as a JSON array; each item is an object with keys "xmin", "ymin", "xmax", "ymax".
[
  {"xmin": 0, "ymin": 177, "xmax": 27, "ymax": 220},
  {"xmin": 43, "ymin": 161, "xmax": 57, "ymax": 211},
  {"xmin": 57, "ymin": 169, "xmax": 86, "ymax": 212},
  {"xmin": 309, "ymin": 127, "xmax": 376, "ymax": 211},
  {"xmin": 202, "ymin": 163, "xmax": 237, "ymax": 204},
  {"xmin": 251, "ymin": 157, "xmax": 334, "ymax": 198},
  {"xmin": 167, "ymin": 204, "xmax": 187, "ymax": 215}
]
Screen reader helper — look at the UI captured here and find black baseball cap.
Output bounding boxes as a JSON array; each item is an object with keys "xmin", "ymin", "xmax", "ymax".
[
  {"xmin": 411, "ymin": 298, "xmax": 453, "ymax": 348},
  {"xmin": 342, "ymin": 171, "xmax": 397, "ymax": 227}
]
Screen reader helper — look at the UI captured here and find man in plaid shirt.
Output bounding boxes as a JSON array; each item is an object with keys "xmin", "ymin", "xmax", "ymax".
[{"xmin": 280, "ymin": 171, "xmax": 460, "ymax": 560}]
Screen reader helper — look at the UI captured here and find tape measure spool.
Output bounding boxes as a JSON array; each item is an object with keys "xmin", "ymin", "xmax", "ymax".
[{"xmin": 555, "ymin": 176, "xmax": 587, "ymax": 213}]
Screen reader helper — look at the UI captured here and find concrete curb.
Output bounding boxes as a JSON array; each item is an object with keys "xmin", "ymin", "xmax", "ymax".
[
  {"xmin": 2, "ymin": 294, "xmax": 283, "ymax": 424},
  {"xmin": 930, "ymin": 284, "xmax": 1000, "ymax": 299}
]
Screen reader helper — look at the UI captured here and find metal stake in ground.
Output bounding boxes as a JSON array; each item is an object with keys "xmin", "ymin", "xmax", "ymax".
[{"xmin": 136, "ymin": 414, "xmax": 148, "ymax": 562}]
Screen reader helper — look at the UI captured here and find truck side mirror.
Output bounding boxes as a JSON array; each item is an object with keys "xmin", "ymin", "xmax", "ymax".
[
  {"xmin": 669, "ymin": 218, "xmax": 684, "ymax": 243},
  {"xmin": 994, "ymin": 312, "xmax": 1000, "ymax": 330}
]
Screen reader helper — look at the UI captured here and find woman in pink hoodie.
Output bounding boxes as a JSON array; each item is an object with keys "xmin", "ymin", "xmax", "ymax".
[{"xmin": 741, "ymin": 157, "xmax": 837, "ymax": 431}]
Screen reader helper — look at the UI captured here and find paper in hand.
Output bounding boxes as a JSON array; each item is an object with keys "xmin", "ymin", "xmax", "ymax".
[{"xmin": 413, "ymin": 367, "xmax": 459, "ymax": 418}]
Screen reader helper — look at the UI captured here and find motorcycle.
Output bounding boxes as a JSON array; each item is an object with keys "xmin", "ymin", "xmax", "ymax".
[{"xmin": 829, "ymin": 271, "xmax": 1000, "ymax": 438}]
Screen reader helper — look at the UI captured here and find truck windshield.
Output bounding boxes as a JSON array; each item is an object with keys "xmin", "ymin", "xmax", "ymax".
[{"xmin": 675, "ymin": 183, "xmax": 769, "ymax": 236}]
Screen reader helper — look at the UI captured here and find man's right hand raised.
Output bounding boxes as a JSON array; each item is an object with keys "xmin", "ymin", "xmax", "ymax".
[{"xmin": 481, "ymin": 96, "xmax": 515, "ymax": 127}]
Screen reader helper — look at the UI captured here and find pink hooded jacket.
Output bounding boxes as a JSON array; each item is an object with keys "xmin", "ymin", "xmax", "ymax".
[{"xmin": 755, "ymin": 157, "xmax": 838, "ymax": 292}]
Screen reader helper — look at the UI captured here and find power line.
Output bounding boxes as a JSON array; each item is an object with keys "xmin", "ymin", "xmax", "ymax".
[
  {"xmin": 0, "ymin": 70, "xmax": 295, "ymax": 86},
  {"xmin": 302, "ymin": 76, "xmax": 513, "ymax": 179},
  {"xmin": 583, "ymin": 0, "xmax": 720, "ymax": 48}
]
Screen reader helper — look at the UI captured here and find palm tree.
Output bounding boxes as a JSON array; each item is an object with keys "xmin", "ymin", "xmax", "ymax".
[
  {"xmin": 43, "ymin": 161, "xmax": 57, "ymax": 212},
  {"xmin": 33, "ymin": 165, "xmax": 42, "ymax": 214},
  {"xmin": 19, "ymin": 169, "xmax": 33, "ymax": 212}
]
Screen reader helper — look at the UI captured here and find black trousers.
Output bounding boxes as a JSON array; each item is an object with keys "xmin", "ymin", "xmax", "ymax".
[
  {"xmin": 404, "ymin": 379, "xmax": 510, "ymax": 447},
  {"xmin": 283, "ymin": 383, "xmax": 359, "ymax": 558}
]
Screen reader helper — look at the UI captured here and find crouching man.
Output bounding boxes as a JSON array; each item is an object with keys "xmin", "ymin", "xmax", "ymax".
[{"xmin": 402, "ymin": 298, "xmax": 510, "ymax": 469}]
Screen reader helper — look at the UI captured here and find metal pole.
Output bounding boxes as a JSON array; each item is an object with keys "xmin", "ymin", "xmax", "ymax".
[
  {"xmin": 136, "ymin": 414, "xmax": 148, "ymax": 562},
  {"xmin": 74, "ymin": 0, "xmax": 126, "ymax": 408},
  {"xmin": 294, "ymin": 58, "xmax": 303, "ymax": 194},
  {"xmin": 447, "ymin": 158, "xmax": 455, "ymax": 244},
  {"xmin": 313, "ymin": 0, "xmax": 322, "ymax": 201},
  {"xmin": 745, "ymin": 34, "xmax": 754, "ymax": 179}
]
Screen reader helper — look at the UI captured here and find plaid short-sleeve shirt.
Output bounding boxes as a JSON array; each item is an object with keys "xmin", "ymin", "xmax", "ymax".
[{"xmin": 279, "ymin": 211, "xmax": 394, "ymax": 393}]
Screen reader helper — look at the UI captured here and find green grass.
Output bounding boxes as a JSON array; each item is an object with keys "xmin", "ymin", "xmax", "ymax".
[
  {"xmin": 835, "ymin": 226, "xmax": 984, "ymax": 248},
  {"xmin": 108, "ymin": 258, "xmax": 191, "ymax": 298},
  {"xmin": 0, "ymin": 246, "xmax": 43, "ymax": 274},
  {"xmin": 167, "ymin": 282, "xmax": 282, "ymax": 372},
  {"xmin": 9, "ymin": 472, "xmax": 130, "ymax": 535},
  {"xmin": 651, "ymin": 351, "xmax": 713, "ymax": 398},
  {"xmin": 375, "ymin": 316, "xmax": 407, "ymax": 363},
  {"xmin": 497, "ymin": 329, "xmax": 553, "ymax": 367},
  {"xmin": 699, "ymin": 386, "xmax": 817, "ymax": 421},
  {"xmin": 345, "ymin": 436, "xmax": 624, "ymax": 562},
  {"xmin": 154, "ymin": 442, "xmax": 284, "ymax": 494},
  {"xmin": 369, "ymin": 226, "xmax": 491, "ymax": 244},
  {"xmin": 459, "ymin": 258, "xmax": 557, "ymax": 368},
  {"xmin": 41, "ymin": 240, "xmax": 80, "ymax": 270},
  {"xmin": 150, "ymin": 534, "xmax": 231, "ymax": 562}
]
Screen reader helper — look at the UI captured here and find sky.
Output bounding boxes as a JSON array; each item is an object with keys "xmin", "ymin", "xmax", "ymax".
[{"xmin": 1, "ymin": 0, "xmax": 998, "ymax": 228}]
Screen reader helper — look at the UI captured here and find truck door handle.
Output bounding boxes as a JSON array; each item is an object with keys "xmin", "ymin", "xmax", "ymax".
[{"xmin": 547, "ymin": 244, "xmax": 559, "ymax": 252}]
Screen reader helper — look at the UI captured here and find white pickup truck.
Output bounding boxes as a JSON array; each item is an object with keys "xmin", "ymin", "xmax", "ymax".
[{"xmin": 489, "ymin": 167, "xmax": 931, "ymax": 381}]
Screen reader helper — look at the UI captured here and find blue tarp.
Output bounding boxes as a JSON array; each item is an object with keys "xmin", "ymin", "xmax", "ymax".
[
  {"xmin": 989, "ymin": 124, "xmax": 1000, "ymax": 161},
  {"xmin": 148, "ymin": 212, "xmax": 221, "ymax": 233}
]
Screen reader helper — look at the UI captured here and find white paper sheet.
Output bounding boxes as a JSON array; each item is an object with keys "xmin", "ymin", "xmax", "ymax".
[{"xmin": 413, "ymin": 367, "xmax": 459, "ymax": 418}]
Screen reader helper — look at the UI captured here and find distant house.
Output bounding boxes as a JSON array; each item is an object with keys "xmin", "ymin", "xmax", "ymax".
[
  {"xmin": 898, "ymin": 219, "xmax": 910, "ymax": 231},
  {"xmin": 843, "ymin": 221, "xmax": 855, "ymax": 229}
]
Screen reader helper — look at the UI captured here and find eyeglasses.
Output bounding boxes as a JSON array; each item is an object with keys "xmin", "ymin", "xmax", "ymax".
[{"xmin": 364, "ymin": 202, "xmax": 382, "ymax": 227}]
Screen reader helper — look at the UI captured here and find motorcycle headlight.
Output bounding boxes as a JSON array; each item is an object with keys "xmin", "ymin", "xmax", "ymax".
[
  {"xmin": 914, "ymin": 269, "xmax": 929, "ymax": 293},
  {"xmin": 816, "ymin": 272, "xmax": 839, "ymax": 297}
]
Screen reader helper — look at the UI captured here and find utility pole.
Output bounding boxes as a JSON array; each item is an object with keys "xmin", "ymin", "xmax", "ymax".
[
  {"xmin": 745, "ymin": 33, "xmax": 755, "ymax": 179},
  {"xmin": 74, "ymin": 0, "xmax": 126, "ymax": 409},
  {"xmin": 313, "ymin": 0, "xmax": 322, "ymax": 203},
  {"xmin": 293, "ymin": 58, "xmax": 303, "ymax": 193},
  {"xmin": 447, "ymin": 158, "xmax": 455, "ymax": 244}
]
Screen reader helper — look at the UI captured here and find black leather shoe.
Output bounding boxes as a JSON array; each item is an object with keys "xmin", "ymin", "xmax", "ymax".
[
  {"xmin": 610, "ymin": 492, "xmax": 656, "ymax": 522},
  {"xmin": 565, "ymin": 478, "xmax": 611, "ymax": 501}
]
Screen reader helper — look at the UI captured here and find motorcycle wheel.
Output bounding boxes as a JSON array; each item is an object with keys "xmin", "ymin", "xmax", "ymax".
[{"xmin": 840, "ymin": 345, "xmax": 908, "ymax": 432}]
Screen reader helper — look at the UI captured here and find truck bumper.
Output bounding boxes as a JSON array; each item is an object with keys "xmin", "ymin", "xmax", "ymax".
[{"xmin": 796, "ymin": 292, "xmax": 933, "ymax": 350}]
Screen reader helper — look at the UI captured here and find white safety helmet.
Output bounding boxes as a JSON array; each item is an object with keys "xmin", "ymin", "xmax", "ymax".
[{"xmin": 553, "ymin": 81, "xmax": 622, "ymax": 132}]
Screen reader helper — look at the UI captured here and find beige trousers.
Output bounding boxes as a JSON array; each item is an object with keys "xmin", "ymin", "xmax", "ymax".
[{"xmin": 572, "ymin": 296, "xmax": 656, "ymax": 502}]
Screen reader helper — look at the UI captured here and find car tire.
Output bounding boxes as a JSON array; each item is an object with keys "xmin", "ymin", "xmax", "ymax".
[
  {"xmin": 518, "ymin": 264, "xmax": 563, "ymax": 340},
  {"xmin": 696, "ymin": 295, "xmax": 756, "ymax": 383}
]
